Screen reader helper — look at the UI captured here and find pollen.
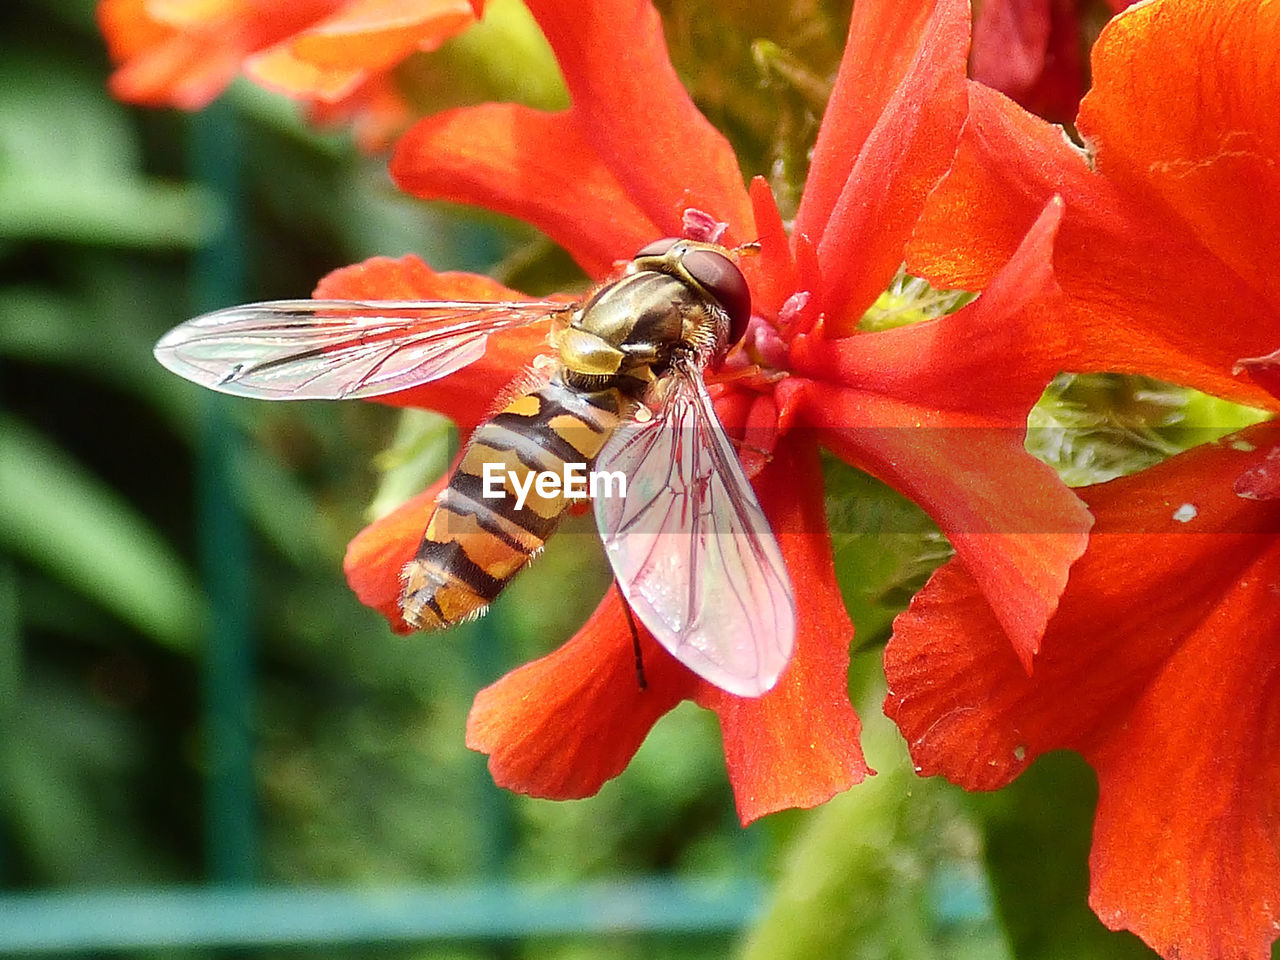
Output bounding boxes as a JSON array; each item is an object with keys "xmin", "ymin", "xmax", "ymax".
[{"xmin": 1172, "ymin": 503, "xmax": 1198, "ymax": 523}]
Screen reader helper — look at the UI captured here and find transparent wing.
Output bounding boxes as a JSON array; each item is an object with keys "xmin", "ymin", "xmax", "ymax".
[
  {"xmin": 154, "ymin": 298, "xmax": 572, "ymax": 400},
  {"xmin": 593, "ymin": 356, "xmax": 795, "ymax": 697}
]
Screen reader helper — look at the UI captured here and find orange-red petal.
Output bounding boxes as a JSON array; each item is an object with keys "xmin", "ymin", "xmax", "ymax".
[
  {"xmin": 694, "ymin": 438, "xmax": 870, "ymax": 824},
  {"xmin": 796, "ymin": 0, "xmax": 946, "ymax": 243},
  {"xmin": 100, "ymin": 0, "xmax": 177, "ymax": 61},
  {"xmin": 244, "ymin": 44, "xmax": 366, "ymax": 101},
  {"xmin": 794, "ymin": 199, "xmax": 1090, "ymax": 663},
  {"xmin": 797, "ymin": 0, "xmax": 971, "ymax": 334},
  {"xmin": 103, "ymin": 0, "xmax": 474, "ymax": 111},
  {"xmin": 100, "ymin": 0, "xmax": 338, "ymax": 108},
  {"xmin": 100, "ymin": 0, "xmax": 244, "ymax": 109},
  {"xmin": 290, "ymin": 0, "xmax": 476, "ymax": 67},
  {"xmin": 799, "ymin": 199, "xmax": 1069, "ymax": 417},
  {"xmin": 391, "ymin": 104, "xmax": 659, "ymax": 277},
  {"xmin": 147, "ymin": 0, "xmax": 242, "ymax": 26},
  {"xmin": 807, "ymin": 391, "xmax": 1090, "ymax": 667},
  {"xmin": 244, "ymin": 0, "xmax": 476, "ymax": 100},
  {"xmin": 885, "ymin": 425, "xmax": 1280, "ymax": 960},
  {"xmin": 746, "ymin": 177, "xmax": 797, "ymax": 321},
  {"xmin": 910, "ymin": 0, "xmax": 1280, "ymax": 408},
  {"xmin": 523, "ymin": 0, "xmax": 753, "ymax": 241},
  {"xmin": 465, "ymin": 592, "xmax": 698, "ymax": 800},
  {"xmin": 1078, "ymin": 0, "xmax": 1280, "ymax": 312}
]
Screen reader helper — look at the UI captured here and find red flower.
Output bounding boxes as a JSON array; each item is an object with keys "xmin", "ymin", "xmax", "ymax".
[
  {"xmin": 969, "ymin": 0, "xmax": 1133, "ymax": 123},
  {"xmin": 99, "ymin": 0, "xmax": 479, "ymax": 148},
  {"xmin": 886, "ymin": 419, "xmax": 1280, "ymax": 960},
  {"xmin": 892, "ymin": 0, "xmax": 1280, "ymax": 955},
  {"xmin": 911, "ymin": 0, "xmax": 1280, "ymax": 412},
  {"xmin": 337, "ymin": 0, "xmax": 1093, "ymax": 823}
]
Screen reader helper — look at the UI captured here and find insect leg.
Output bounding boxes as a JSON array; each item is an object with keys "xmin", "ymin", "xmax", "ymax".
[{"xmin": 616, "ymin": 581, "xmax": 647, "ymax": 692}]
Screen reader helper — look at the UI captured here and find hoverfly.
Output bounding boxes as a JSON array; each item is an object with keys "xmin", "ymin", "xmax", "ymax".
[{"xmin": 155, "ymin": 238, "xmax": 795, "ymax": 696}]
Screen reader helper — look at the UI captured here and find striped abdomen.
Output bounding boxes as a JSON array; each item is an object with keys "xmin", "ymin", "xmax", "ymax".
[{"xmin": 401, "ymin": 376, "xmax": 626, "ymax": 630}]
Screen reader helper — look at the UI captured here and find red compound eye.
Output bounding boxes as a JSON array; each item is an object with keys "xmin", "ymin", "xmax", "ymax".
[
  {"xmin": 680, "ymin": 249, "xmax": 752, "ymax": 345},
  {"xmin": 634, "ymin": 237, "xmax": 681, "ymax": 259}
]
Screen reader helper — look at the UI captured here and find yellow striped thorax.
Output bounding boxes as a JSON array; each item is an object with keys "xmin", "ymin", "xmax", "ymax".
[{"xmin": 553, "ymin": 239, "xmax": 748, "ymax": 386}]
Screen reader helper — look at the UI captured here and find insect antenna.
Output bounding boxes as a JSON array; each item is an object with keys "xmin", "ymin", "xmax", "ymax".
[{"xmin": 616, "ymin": 582, "xmax": 647, "ymax": 691}]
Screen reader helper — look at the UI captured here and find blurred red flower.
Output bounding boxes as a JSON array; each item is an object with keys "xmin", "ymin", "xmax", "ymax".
[
  {"xmin": 98, "ymin": 0, "xmax": 480, "ymax": 148},
  {"xmin": 969, "ymin": 0, "xmax": 1132, "ymax": 123},
  {"xmin": 337, "ymin": 0, "xmax": 1094, "ymax": 822},
  {"xmin": 893, "ymin": 0, "xmax": 1280, "ymax": 955}
]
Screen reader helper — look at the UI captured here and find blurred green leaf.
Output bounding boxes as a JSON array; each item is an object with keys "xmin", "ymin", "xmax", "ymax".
[
  {"xmin": 4, "ymin": 672, "xmax": 166, "ymax": 883},
  {"xmin": 0, "ymin": 288, "xmax": 88, "ymax": 364},
  {"xmin": 824, "ymin": 458, "xmax": 951, "ymax": 647},
  {"xmin": 0, "ymin": 414, "xmax": 206, "ymax": 652},
  {"xmin": 0, "ymin": 284, "xmax": 346, "ymax": 571},
  {"xmin": 0, "ymin": 285, "xmax": 188, "ymax": 414},
  {"xmin": 232, "ymin": 438, "xmax": 348, "ymax": 568},
  {"xmin": 967, "ymin": 752, "xmax": 1158, "ymax": 960},
  {"xmin": 226, "ymin": 79, "xmax": 353, "ymax": 158},
  {"xmin": 368, "ymin": 409, "xmax": 456, "ymax": 521},
  {"xmin": 738, "ymin": 698, "xmax": 1010, "ymax": 960},
  {"xmin": 25, "ymin": 0, "xmax": 97, "ymax": 32},
  {"xmin": 0, "ymin": 55, "xmax": 211, "ymax": 247},
  {"xmin": 0, "ymin": 178, "xmax": 211, "ymax": 247}
]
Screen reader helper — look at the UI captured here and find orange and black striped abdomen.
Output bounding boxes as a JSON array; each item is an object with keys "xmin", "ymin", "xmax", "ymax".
[{"xmin": 400, "ymin": 377, "xmax": 626, "ymax": 630}]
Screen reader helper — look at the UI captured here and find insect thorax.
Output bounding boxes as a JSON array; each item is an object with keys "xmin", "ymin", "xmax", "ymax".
[{"xmin": 555, "ymin": 270, "xmax": 726, "ymax": 392}]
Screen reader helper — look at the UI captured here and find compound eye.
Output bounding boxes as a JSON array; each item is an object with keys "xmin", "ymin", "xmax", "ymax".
[
  {"xmin": 682, "ymin": 249, "xmax": 752, "ymax": 344},
  {"xmin": 634, "ymin": 237, "xmax": 681, "ymax": 260}
]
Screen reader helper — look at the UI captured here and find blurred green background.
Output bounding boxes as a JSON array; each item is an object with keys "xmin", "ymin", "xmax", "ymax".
[{"xmin": 0, "ymin": 0, "xmax": 1175, "ymax": 956}]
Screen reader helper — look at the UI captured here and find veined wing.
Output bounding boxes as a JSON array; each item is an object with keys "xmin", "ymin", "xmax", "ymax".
[
  {"xmin": 593, "ymin": 355, "xmax": 795, "ymax": 697},
  {"xmin": 154, "ymin": 298, "xmax": 572, "ymax": 400}
]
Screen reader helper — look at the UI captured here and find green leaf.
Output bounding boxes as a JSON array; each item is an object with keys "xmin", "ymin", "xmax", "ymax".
[
  {"xmin": 0, "ymin": 55, "xmax": 211, "ymax": 247},
  {"xmin": 1027, "ymin": 373, "xmax": 1271, "ymax": 487},
  {"xmin": 0, "ymin": 414, "xmax": 206, "ymax": 652},
  {"xmin": 25, "ymin": 0, "xmax": 97, "ymax": 32},
  {"xmin": 967, "ymin": 752, "xmax": 1158, "ymax": 960},
  {"xmin": 859, "ymin": 272, "xmax": 975, "ymax": 332},
  {"xmin": 233, "ymin": 440, "xmax": 347, "ymax": 568},
  {"xmin": 739, "ymin": 698, "xmax": 1010, "ymax": 960},
  {"xmin": 824, "ymin": 458, "xmax": 951, "ymax": 647},
  {"xmin": 368, "ymin": 409, "xmax": 456, "ymax": 521},
  {"xmin": 4, "ymin": 672, "xmax": 165, "ymax": 883},
  {"xmin": 0, "ymin": 177, "xmax": 211, "ymax": 247}
]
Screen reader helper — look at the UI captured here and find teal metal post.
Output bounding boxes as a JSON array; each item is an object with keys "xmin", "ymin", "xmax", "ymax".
[
  {"xmin": 0, "ymin": 559, "xmax": 16, "ymax": 883},
  {"xmin": 191, "ymin": 102, "xmax": 256, "ymax": 884}
]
